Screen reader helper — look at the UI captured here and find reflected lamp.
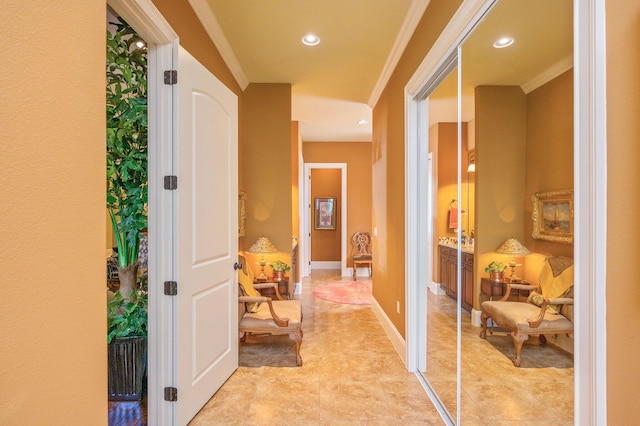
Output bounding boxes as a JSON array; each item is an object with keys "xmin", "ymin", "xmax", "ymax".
[{"xmin": 495, "ymin": 238, "xmax": 530, "ymax": 282}]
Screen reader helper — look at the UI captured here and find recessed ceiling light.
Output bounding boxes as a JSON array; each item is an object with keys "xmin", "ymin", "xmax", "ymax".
[
  {"xmin": 357, "ymin": 119, "xmax": 369, "ymax": 125},
  {"xmin": 301, "ymin": 34, "xmax": 320, "ymax": 46},
  {"xmin": 493, "ymin": 37, "xmax": 514, "ymax": 49}
]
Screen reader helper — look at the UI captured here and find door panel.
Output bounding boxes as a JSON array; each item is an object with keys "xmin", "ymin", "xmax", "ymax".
[{"xmin": 176, "ymin": 46, "xmax": 238, "ymax": 425}]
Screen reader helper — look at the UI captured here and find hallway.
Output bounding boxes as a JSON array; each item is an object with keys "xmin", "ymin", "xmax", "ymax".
[{"xmin": 189, "ymin": 270, "xmax": 442, "ymax": 424}]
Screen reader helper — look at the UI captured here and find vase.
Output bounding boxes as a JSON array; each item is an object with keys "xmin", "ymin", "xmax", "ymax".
[
  {"xmin": 108, "ymin": 336, "xmax": 147, "ymax": 401},
  {"xmin": 272, "ymin": 270, "xmax": 287, "ymax": 282},
  {"xmin": 490, "ymin": 271, "xmax": 504, "ymax": 282}
]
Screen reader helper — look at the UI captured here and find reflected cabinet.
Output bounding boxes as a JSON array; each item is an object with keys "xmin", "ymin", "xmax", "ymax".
[{"xmin": 439, "ymin": 245, "xmax": 474, "ymax": 312}]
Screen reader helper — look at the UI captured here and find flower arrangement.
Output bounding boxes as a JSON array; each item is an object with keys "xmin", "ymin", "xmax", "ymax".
[
  {"xmin": 268, "ymin": 260, "xmax": 291, "ymax": 272},
  {"xmin": 484, "ymin": 261, "xmax": 508, "ymax": 273}
]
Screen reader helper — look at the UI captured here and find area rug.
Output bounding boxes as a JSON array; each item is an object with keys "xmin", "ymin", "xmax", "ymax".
[{"xmin": 312, "ymin": 281, "xmax": 371, "ymax": 305}]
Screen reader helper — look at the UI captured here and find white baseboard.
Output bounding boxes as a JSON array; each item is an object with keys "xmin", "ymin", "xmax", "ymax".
[
  {"xmin": 311, "ymin": 261, "xmax": 341, "ymax": 269},
  {"xmin": 371, "ymin": 296, "xmax": 407, "ymax": 366},
  {"xmin": 471, "ymin": 308, "xmax": 483, "ymax": 327},
  {"xmin": 293, "ymin": 282, "xmax": 302, "ymax": 295},
  {"xmin": 341, "ymin": 267, "xmax": 372, "ymax": 278},
  {"xmin": 428, "ymin": 281, "xmax": 446, "ymax": 295}
]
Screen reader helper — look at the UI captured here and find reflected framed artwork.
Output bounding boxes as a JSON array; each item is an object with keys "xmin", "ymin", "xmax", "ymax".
[
  {"xmin": 531, "ymin": 190, "xmax": 574, "ymax": 244},
  {"xmin": 314, "ymin": 197, "xmax": 336, "ymax": 230}
]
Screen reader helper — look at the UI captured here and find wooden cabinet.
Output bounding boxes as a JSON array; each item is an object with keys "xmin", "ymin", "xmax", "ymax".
[
  {"xmin": 461, "ymin": 253, "xmax": 474, "ymax": 312},
  {"xmin": 439, "ymin": 245, "xmax": 474, "ymax": 312}
]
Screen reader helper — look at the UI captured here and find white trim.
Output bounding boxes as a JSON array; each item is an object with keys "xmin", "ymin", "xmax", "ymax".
[
  {"xmin": 368, "ymin": 0, "xmax": 432, "ymax": 107},
  {"xmin": 470, "ymin": 308, "xmax": 482, "ymax": 327},
  {"xmin": 107, "ymin": 1, "xmax": 177, "ymax": 424},
  {"xmin": 187, "ymin": 0, "xmax": 249, "ymax": 90},
  {"xmin": 405, "ymin": 0, "xmax": 494, "ymax": 96},
  {"xmin": 371, "ymin": 296, "xmax": 407, "ymax": 366},
  {"xmin": 310, "ymin": 261, "xmax": 341, "ymax": 270},
  {"xmin": 522, "ymin": 53, "xmax": 574, "ymax": 94},
  {"xmin": 302, "ymin": 163, "xmax": 348, "ymax": 279},
  {"xmin": 428, "ymin": 281, "xmax": 445, "ymax": 296},
  {"xmin": 574, "ymin": 0, "xmax": 607, "ymax": 423}
]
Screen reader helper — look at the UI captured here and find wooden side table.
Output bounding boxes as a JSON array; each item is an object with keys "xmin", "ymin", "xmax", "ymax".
[
  {"xmin": 255, "ymin": 278, "xmax": 290, "ymax": 299},
  {"xmin": 480, "ymin": 278, "xmax": 530, "ymax": 302}
]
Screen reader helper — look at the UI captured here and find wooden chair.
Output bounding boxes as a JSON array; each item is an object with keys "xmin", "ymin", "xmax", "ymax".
[
  {"xmin": 237, "ymin": 255, "xmax": 303, "ymax": 366},
  {"xmin": 479, "ymin": 256, "xmax": 574, "ymax": 367},
  {"xmin": 351, "ymin": 232, "xmax": 372, "ymax": 280}
]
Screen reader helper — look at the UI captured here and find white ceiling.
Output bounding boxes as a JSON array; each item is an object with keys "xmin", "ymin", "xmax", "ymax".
[{"xmin": 188, "ymin": 0, "xmax": 572, "ymax": 141}]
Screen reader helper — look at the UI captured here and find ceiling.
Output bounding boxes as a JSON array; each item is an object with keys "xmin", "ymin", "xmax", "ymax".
[{"xmin": 189, "ymin": 0, "xmax": 572, "ymax": 142}]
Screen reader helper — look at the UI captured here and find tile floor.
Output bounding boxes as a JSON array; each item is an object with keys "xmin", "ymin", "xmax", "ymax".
[
  {"xmin": 189, "ymin": 270, "xmax": 574, "ymax": 425},
  {"xmin": 190, "ymin": 270, "xmax": 442, "ymax": 425},
  {"xmin": 424, "ymin": 290, "xmax": 574, "ymax": 425}
]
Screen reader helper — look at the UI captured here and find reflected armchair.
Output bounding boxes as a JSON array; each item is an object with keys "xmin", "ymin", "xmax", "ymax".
[{"xmin": 479, "ymin": 256, "xmax": 574, "ymax": 367}]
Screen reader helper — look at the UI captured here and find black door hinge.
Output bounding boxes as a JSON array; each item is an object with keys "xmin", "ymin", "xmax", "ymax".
[
  {"xmin": 164, "ymin": 70, "xmax": 177, "ymax": 85},
  {"xmin": 164, "ymin": 387, "xmax": 178, "ymax": 402},
  {"xmin": 164, "ymin": 175, "xmax": 177, "ymax": 190},
  {"xmin": 164, "ymin": 281, "xmax": 178, "ymax": 296}
]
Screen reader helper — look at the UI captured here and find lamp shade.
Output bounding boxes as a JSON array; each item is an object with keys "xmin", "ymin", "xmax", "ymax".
[
  {"xmin": 247, "ymin": 236, "xmax": 280, "ymax": 254},
  {"xmin": 495, "ymin": 238, "xmax": 530, "ymax": 256}
]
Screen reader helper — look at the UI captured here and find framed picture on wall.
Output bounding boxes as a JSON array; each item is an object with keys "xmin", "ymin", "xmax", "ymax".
[
  {"xmin": 315, "ymin": 197, "xmax": 336, "ymax": 230},
  {"xmin": 531, "ymin": 189, "xmax": 574, "ymax": 244}
]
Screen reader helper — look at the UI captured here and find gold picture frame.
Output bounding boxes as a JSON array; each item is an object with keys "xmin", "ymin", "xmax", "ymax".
[
  {"xmin": 314, "ymin": 197, "xmax": 336, "ymax": 230},
  {"xmin": 531, "ymin": 189, "xmax": 574, "ymax": 244}
]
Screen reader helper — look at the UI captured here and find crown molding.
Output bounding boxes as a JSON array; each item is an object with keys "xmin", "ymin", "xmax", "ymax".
[
  {"xmin": 188, "ymin": 0, "xmax": 249, "ymax": 90},
  {"xmin": 522, "ymin": 53, "xmax": 573, "ymax": 94},
  {"xmin": 368, "ymin": 0, "xmax": 432, "ymax": 107}
]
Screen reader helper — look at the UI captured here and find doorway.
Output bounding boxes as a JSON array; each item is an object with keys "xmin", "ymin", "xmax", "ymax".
[{"xmin": 301, "ymin": 163, "xmax": 347, "ymax": 278}]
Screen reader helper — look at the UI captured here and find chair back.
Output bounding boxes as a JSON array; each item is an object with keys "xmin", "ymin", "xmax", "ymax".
[{"xmin": 351, "ymin": 232, "xmax": 372, "ymax": 257}]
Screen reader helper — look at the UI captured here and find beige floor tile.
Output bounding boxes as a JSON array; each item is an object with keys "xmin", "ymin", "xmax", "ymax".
[{"xmin": 191, "ymin": 270, "xmax": 574, "ymax": 425}]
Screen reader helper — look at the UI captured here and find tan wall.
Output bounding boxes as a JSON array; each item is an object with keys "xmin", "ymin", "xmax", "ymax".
[
  {"xmin": 372, "ymin": 0, "xmax": 463, "ymax": 336},
  {"xmin": 151, "ymin": 0, "xmax": 242, "ymax": 95},
  {"xmin": 0, "ymin": 1, "xmax": 107, "ymax": 424},
  {"xmin": 524, "ymin": 69, "xmax": 574, "ymax": 259},
  {"xmin": 241, "ymin": 83, "xmax": 293, "ymax": 273},
  {"xmin": 303, "ymin": 142, "xmax": 373, "ymax": 267},
  {"xmin": 310, "ymin": 169, "xmax": 342, "ymax": 261},
  {"xmin": 606, "ymin": 0, "xmax": 640, "ymax": 422},
  {"xmin": 431, "ymin": 122, "xmax": 472, "ymax": 283}
]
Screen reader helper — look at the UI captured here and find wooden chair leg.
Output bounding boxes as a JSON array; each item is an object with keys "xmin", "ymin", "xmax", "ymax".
[
  {"xmin": 510, "ymin": 332, "xmax": 529, "ymax": 367},
  {"xmin": 353, "ymin": 263, "xmax": 357, "ymax": 281},
  {"xmin": 479, "ymin": 311, "xmax": 489, "ymax": 339},
  {"xmin": 289, "ymin": 331, "xmax": 303, "ymax": 366}
]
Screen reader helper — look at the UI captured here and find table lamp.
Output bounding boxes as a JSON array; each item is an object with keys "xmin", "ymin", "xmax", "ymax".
[
  {"xmin": 247, "ymin": 236, "xmax": 280, "ymax": 281},
  {"xmin": 495, "ymin": 237, "xmax": 530, "ymax": 282}
]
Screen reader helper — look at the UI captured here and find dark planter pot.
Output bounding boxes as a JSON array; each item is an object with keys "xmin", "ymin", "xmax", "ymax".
[{"xmin": 108, "ymin": 336, "xmax": 147, "ymax": 401}]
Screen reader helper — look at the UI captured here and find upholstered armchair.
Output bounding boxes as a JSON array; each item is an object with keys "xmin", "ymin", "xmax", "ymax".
[
  {"xmin": 479, "ymin": 256, "xmax": 574, "ymax": 367},
  {"xmin": 237, "ymin": 255, "xmax": 303, "ymax": 366}
]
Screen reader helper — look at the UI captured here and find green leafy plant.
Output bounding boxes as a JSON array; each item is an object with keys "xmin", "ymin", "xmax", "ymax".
[
  {"xmin": 484, "ymin": 261, "xmax": 508, "ymax": 273},
  {"xmin": 107, "ymin": 289, "xmax": 148, "ymax": 344},
  {"xmin": 106, "ymin": 17, "xmax": 148, "ymax": 297},
  {"xmin": 269, "ymin": 260, "xmax": 291, "ymax": 272}
]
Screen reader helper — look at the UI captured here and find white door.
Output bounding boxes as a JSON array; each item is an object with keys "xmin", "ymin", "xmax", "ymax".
[{"xmin": 175, "ymin": 46, "xmax": 238, "ymax": 425}]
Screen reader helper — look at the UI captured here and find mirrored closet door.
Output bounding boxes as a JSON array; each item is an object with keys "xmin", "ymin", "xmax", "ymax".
[{"xmin": 415, "ymin": 0, "xmax": 575, "ymax": 423}]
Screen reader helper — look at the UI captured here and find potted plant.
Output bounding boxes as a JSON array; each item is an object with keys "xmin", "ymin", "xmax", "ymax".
[
  {"xmin": 107, "ymin": 289, "xmax": 148, "ymax": 401},
  {"xmin": 268, "ymin": 260, "xmax": 291, "ymax": 281},
  {"xmin": 107, "ymin": 16, "xmax": 148, "ymax": 300},
  {"xmin": 485, "ymin": 261, "xmax": 508, "ymax": 282}
]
